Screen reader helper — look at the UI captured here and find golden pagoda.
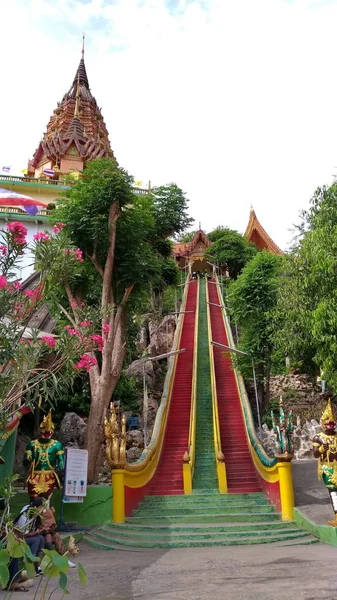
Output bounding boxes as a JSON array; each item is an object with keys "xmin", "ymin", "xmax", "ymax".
[
  {"xmin": 27, "ymin": 39, "xmax": 115, "ymax": 178},
  {"xmin": 244, "ymin": 207, "xmax": 282, "ymax": 254}
]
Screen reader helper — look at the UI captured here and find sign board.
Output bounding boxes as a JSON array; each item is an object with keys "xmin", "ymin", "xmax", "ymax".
[{"xmin": 64, "ymin": 448, "xmax": 88, "ymax": 497}]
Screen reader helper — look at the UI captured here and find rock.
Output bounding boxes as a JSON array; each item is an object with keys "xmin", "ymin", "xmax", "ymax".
[
  {"xmin": 147, "ymin": 315, "xmax": 176, "ymax": 357},
  {"xmin": 126, "ymin": 447, "xmax": 142, "ymax": 462},
  {"xmin": 14, "ymin": 433, "xmax": 31, "ymax": 478},
  {"xmin": 136, "ymin": 324, "xmax": 150, "ymax": 353},
  {"xmin": 59, "ymin": 413, "xmax": 87, "ymax": 449},
  {"xmin": 98, "ymin": 460, "xmax": 111, "ymax": 484},
  {"xmin": 126, "ymin": 430, "xmax": 144, "ymax": 450},
  {"xmin": 126, "ymin": 359, "xmax": 154, "ymax": 386}
]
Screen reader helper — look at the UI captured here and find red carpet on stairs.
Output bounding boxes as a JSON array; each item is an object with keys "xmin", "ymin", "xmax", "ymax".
[
  {"xmin": 148, "ymin": 280, "xmax": 198, "ymax": 496},
  {"xmin": 208, "ymin": 280, "xmax": 261, "ymax": 493}
]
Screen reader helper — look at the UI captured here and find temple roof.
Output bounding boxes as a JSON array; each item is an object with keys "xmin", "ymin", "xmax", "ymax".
[
  {"xmin": 244, "ymin": 207, "xmax": 282, "ymax": 254},
  {"xmin": 29, "ymin": 47, "xmax": 115, "ymax": 171},
  {"xmin": 172, "ymin": 230, "xmax": 211, "ymax": 257}
]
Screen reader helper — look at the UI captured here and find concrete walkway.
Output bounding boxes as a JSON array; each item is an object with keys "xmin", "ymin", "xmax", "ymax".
[
  {"xmin": 6, "ymin": 541, "xmax": 337, "ymax": 600},
  {"xmin": 292, "ymin": 459, "xmax": 334, "ymax": 524}
]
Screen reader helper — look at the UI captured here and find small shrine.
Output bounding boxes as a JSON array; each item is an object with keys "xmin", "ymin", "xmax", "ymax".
[
  {"xmin": 27, "ymin": 38, "xmax": 115, "ymax": 179},
  {"xmin": 172, "ymin": 230, "xmax": 212, "ymax": 275}
]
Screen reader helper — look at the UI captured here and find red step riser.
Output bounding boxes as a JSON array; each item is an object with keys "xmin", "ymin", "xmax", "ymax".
[
  {"xmin": 148, "ymin": 281, "xmax": 197, "ymax": 495},
  {"xmin": 208, "ymin": 281, "xmax": 262, "ymax": 494}
]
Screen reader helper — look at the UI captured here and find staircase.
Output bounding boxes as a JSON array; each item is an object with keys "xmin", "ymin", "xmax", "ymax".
[
  {"xmin": 84, "ymin": 492, "xmax": 317, "ymax": 549},
  {"xmin": 84, "ymin": 277, "xmax": 319, "ymax": 550},
  {"xmin": 208, "ymin": 280, "xmax": 261, "ymax": 493},
  {"xmin": 148, "ymin": 279, "xmax": 198, "ymax": 496},
  {"xmin": 193, "ymin": 278, "xmax": 218, "ymax": 490}
]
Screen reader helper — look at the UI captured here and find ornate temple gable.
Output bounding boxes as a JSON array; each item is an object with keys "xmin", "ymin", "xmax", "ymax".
[
  {"xmin": 244, "ymin": 207, "xmax": 282, "ymax": 254},
  {"xmin": 28, "ymin": 42, "xmax": 115, "ymax": 176},
  {"xmin": 172, "ymin": 230, "xmax": 211, "ymax": 259}
]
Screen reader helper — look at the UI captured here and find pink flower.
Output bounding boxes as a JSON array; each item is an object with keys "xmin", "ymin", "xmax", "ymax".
[
  {"xmin": 103, "ymin": 323, "xmax": 110, "ymax": 337},
  {"xmin": 13, "ymin": 281, "xmax": 22, "ymax": 290},
  {"xmin": 75, "ymin": 353, "xmax": 98, "ymax": 372},
  {"xmin": 24, "ymin": 290, "xmax": 34, "ymax": 297},
  {"xmin": 80, "ymin": 320, "xmax": 92, "ymax": 327},
  {"xmin": 41, "ymin": 335, "xmax": 56, "ymax": 349},
  {"xmin": 70, "ymin": 301, "xmax": 78, "ymax": 307},
  {"xmin": 7, "ymin": 222, "xmax": 27, "ymax": 245},
  {"xmin": 52, "ymin": 222, "xmax": 66, "ymax": 234},
  {"xmin": 90, "ymin": 334, "xmax": 104, "ymax": 351},
  {"xmin": 33, "ymin": 232, "xmax": 50, "ymax": 242},
  {"xmin": 74, "ymin": 248, "xmax": 83, "ymax": 262},
  {"xmin": 64, "ymin": 325, "xmax": 81, "ymax": 336},
  {"xmin": 0, "ymin": 245, "xmax": 7, "ymax": 255},
  {"xmin": 0, "ymin": 276, "xmax": 7, "ymax": 289}
]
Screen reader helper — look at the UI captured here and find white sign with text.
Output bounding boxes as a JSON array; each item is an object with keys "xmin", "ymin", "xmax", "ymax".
[{"xmin": 64, "ymin": 448, "xmax": 88, "ymax": 497}]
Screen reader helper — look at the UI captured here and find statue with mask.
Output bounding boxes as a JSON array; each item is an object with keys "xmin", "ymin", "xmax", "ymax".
[{"xmin": 24, "ymin": 410, "xmax": 64, "ymax": 499}]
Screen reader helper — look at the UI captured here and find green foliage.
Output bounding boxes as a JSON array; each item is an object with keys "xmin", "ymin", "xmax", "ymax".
[
  {"xmin": 113, "ymin": 373, "xmax": 139, "ymax": 412},
  {"xmin": 228, "ymin": 251, "xmax": 282, "ymax": 406},
  {"xmin": 151, "ymin": 184, "xmax": 194, "ymax": 239},
  {"xmin": 205, "ymin": 227, "xmax": 258, "ymax": 279},
  {"xmin": 274, "ymin": 182, "xmax": 337, "ymax": 386},
  {"xmin": 177, "ymin": 230, "xmax": 197, "ymax": 243}
]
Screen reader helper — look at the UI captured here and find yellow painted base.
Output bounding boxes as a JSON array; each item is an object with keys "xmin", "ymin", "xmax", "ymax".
[
  {"xmin": 278, "ymin": 462, "xmax": 294, "ymax": 521},
  {"xmin": 183, "ymin": 463, "xmax": 192, "ymax": 494},
  {"xmin": 217, "ymin": 462, "xmax": 228, "ymax": 494},
  {"xmin": 111, "ymin": 470, "xmax": 125, "ymax": 523}
]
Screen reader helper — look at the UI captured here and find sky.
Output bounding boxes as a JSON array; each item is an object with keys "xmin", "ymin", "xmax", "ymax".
[{"xmin": 1, "ymin": 0, "xmax": 337, "ymax": 250}]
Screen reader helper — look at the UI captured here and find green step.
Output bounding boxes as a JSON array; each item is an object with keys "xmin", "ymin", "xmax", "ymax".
[
  {"xmin": 143, "ymin": 492, "xmax": 268, "ymax": 504},
  {"xmin": 107, "ymin": 521, "xmax": 298, "ymax": 534},
  {"xmin": 126, "ymin": 512, "xmax": 280, "ymax": 524},
  {"xmin": 84, "ymin": 530, "xmax": 315, "ymax": 550},
  {"xmin": 99, "ymin": 524, "xmax": 305, "ymax": 541},
  {"xmin": 132, "ymin": 504, "xmax": 276, "ymax": 517}
]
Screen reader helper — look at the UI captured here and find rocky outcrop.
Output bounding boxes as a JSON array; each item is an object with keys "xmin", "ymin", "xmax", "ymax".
[
  {"xmin": 59, "ymin": 412, "xmax": 87, "ymax": 449},
  {"xmin": 147, "ymin": 315, "xmax": 176, "ymax": 357},
  {"xmin": 125, "ymin": 359, "xmax": 155, "ymax": 386},
  {"xmin": 261, "ymin": 418, "xmax": 322, "ymax": 460}
]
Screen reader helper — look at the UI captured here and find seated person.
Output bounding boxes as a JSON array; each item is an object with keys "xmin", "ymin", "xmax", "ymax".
[
  {"xmin": 40, "ymin": 505, "xmax": 75, "ymax": 567},
  {"xmin": 15, "ymin": 497, "xmax": 46, "ymax": 575}
]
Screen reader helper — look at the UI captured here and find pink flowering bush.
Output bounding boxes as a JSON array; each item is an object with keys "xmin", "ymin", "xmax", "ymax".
[
  {"xmin": 41, "ymin": 335, "xmax": 57, "ymax": 349},
  {"xmin": 52, "ymin": 222, "xmax": 66, "ymax": 234},
  {"xmin": 7, "ymin": 222, "xmax": 27, "ymax": 245},
  {"xmin": 0, "ymin": 245, "xmax": 7, "ymax": 255},
  {"xmin": 75, "ymin": 354, "xmax": 98, "ymax": 372},
  {"xmin": 33, "ymin": 232, "xmax": 50, "ymax": 242}
]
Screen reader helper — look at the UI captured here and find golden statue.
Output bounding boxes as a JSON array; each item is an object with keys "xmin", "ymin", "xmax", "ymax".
[{"xmin": 104, "ymin": 403, "xmax": 126, "ymax": 469}]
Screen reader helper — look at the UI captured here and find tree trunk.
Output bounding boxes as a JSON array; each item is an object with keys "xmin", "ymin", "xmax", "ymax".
[{"xmin": 85, "ymin": 314, "xmax": 127, "ymax": 483}]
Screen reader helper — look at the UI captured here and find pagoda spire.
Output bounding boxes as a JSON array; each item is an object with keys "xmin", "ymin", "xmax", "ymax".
[{"xmin": 28, "ymin": 40, "xmax": 115, "ymax": 177}]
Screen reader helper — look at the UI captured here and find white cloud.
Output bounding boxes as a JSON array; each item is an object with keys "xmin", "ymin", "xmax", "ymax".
[{"xmin": 1, "ymin": 0, "xmax": 337, "ymax": 249}]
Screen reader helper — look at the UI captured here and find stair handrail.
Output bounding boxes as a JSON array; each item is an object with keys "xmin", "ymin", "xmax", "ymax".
[
  {"xmin": 124, "ymin": 275, "xmax": 190, "ymax": 475},
  {"xmin": 183, "ymin": 276, "xmax": 199, "ymax": 493},
  {"xmin": 213, "ymin": 275, "xmax": 277, "ymax": 468},
  {"xmin": 206, "ymin": 277, "xmax": 228, "ymax": 493},
  {"xmin": 214, "ymin": 276, "xmax": 295, "ymax": 522}
]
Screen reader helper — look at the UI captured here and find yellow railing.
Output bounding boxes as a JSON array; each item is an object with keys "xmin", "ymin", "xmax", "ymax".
[
  {"xmin": 108, "ymin": 277, "xmax": 191, "ymax": 522},
  {"xmin": 206, "ymin": 277, "xmax": 227, "ymax": 493},
  {"xmin": 183, "ymin": 277, "xmax": 199, "ymax": 494},
  {"xmin": 214, "ymin": 275, "xmax": 294, "ymax": 520}
]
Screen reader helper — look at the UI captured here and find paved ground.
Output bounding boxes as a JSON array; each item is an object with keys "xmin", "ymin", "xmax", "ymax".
[
  {"xmin": 5, "ymin": 460, "xmax": 337, "ymax": 599},
  {"xmin": 4, "ymin": 540, "xmax": 337, "ymax": 600}
]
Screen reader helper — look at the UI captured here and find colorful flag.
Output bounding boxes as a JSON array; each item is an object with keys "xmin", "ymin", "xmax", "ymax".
[
  {"xmin": 43, "ymin": 169, "xmax": 55, "ymax": 178},
  {"xmin": 1, "ymin": 166, "xmax": 11, "ymax": 173},
  {"xmin": 20, "ymin": 169, "xmax": 28, "ymax": 175},
  {"xmin": 0, "ymin": 188, "xmax": 46, "ymax": 216},
  {"xmin": 134, "ymin": 180, "xmax": 143, "ymax": 187}
]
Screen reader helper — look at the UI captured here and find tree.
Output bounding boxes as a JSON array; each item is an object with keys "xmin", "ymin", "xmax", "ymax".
[
  {"xmin": 274, "ymin": 182, "xmax": 337, "ymax": 386},
  {"xmin": 53, "ymin": 159, "xmax": 192, "ymax": 481},
  {"xmin": 205, "ymin": 227, "xmax": 258, "ymax": 279},
  {"xmin": 228, "ymin": 251, "xmax": 282, "ymax": 409},
  {"xmin": 177, "ymin": 231, "xmax": 197, "ymax": 243},
  {"xmin": 0, "ymin": 222, "xmax": 93, "ymax": 429}
]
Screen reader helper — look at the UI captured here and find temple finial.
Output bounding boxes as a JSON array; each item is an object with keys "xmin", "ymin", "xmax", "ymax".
[
  {"xmin": 74, "ymin": 70, "xmax": 80, "ymax": 117},
  {"xmin": 82, "ymin": 34, "xmax": 85, "ymax": 58},
  {"xmin": 199, "ymin": 221, "xmax": 201, "ymax": 230}
]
